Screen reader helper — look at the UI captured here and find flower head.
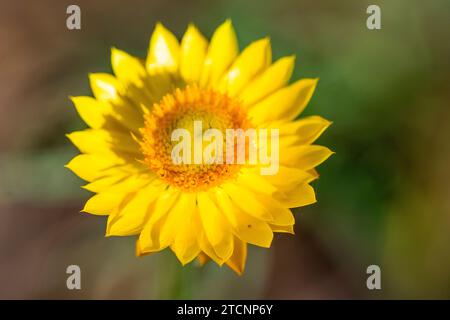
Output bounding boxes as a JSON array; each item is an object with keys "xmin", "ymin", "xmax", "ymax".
[{"xmin": 66, "ymin": 20, "xmax": 332, "ymax": 274}]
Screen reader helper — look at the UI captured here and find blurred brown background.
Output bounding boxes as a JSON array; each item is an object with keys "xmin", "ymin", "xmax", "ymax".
[{"xmin": 0, "ymin": 0, "xmax": 449, "ymax": 299}]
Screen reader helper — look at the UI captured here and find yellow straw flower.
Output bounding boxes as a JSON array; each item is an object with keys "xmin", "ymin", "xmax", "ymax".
[{"xmin": 66, "ymin": 20, "xmax": 333, "ymax": 275}]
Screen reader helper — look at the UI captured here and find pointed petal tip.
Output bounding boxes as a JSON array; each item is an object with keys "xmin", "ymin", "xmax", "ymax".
[
  {"xmin": 154, "ymin": 21, "xmax": 168, "ymax": 32},
  {"xmin": 178, "ymin": 257, "xmax": 194, "ymax": 267},
  {"xmin": 219, "ymin": 19, "xmax": 234, "ymax": 31},
  {"xmin": 327, "ymin": 148, "xmax": 336, "ymax": 156},
  {"xmin": 234, "ymin": 269, "xmax": 244, "ymax": 276},
  {"xmin": 186, "ymin": 23, "xmax": 198, "ymax": 32},
  {"xmin": 226, "ymin": 261, "xmax": 245, "ymax": 276},
  {"xmin": 280, "ymin": 54, "xmax": 296, "ymax": 64},
  {"xmin": 253, "ymin": 36, "xmax": 271, "ymax": 46},
  {"xmin": 261, "ymin": 238, "xmax": 273, "ymax": 249}
]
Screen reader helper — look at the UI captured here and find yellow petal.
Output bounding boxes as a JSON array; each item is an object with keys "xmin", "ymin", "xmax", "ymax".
[
  {"xmin": 106, "ymin": 183, "xmax": 162, "ymax": 236},
  {"xmin": 125, "ymin": 84, "xmax": 154, "ymax": 111},
  {"xmin": 99, "ymin": 173, "xmax": 156, "ymax": 194},
  {"xmin": 249, "ymin": 78, "xmax": 318, "ymax": 124},
  {"xmin": 197, "ymin": 192, "xmax": 234, "ymax": 261},
  {"xmin": 180, "ymin": 24, "xmax": 208, "ymax": 82},
  {"xmin": 147, "ymin": 187, "xmax": 180, "ymax": 225},
  {"xmin": 111, "ymin": 47, "xmax": 146, "ymax": 85},
  {"xmin": 277, "ymin": 183, "xmax": 317, "ymax": 208},
  {"xmin": 82, "ymin": 173, "xmax": 130, "ymax": 193},
  {"xmin": 239, "ymin": 55, "xmax": 295, "ymax": 107},
  {"xmin": 70, "ymin": 96, "xmax": 112, "ymax": 129},
  {"xmin": 89, "ymin": 73, "xmax": 121, "ymax": 102},
  {"xmin": 211, "ymin": 187, "xmax": 239, "ymax": 227},
  {"xmin": 145, "ymin": 72, "xmax": 175, "ymax": 104},
  {"xmin": 109, "ymin": 99, "xmax": 144, "ymax": 133},
  {"xmin": 275, "ymin": 116, "xmax": 332, "ymax": 148},
  {"xmin": 82, "ymin": 192, "xmax": 125, "ymax": 216},
  {"xmin": 218, "ymin": 38, "xmax": 272, "ymax": 96},
  {"xmin": 88, "ymin": 75, "xmax": 145, "ymax": 132},
  {"xmin": 138, "ymin": 215, "xmax": 168, "ymax": 254},
  {"xmin": 66, "ymin": 129, "xmax": 140, "ymax": 155},
  {"xmin": 170, "ymin": 202, "xmax": 202, "ymax": 265},
  {"xmin": 221, "ymin": 183, "xmax": 273, "ymax": 221},
  {"xmin": 197, "ymin": 252, "xmax": 210, "ymax": 266},
  {"xmin": 277, "ymin": 135, "xmax": 297, "ymax": 149},
  {"xmin": 256, "ymin": 196, "xmax": 294, "ymax": 226},
  {"xmin": 160, "ymin": 193, "xmax": 196, "ymax": 246},
  {"xmin": 136, "ymin": 239, "xmax": 152, "ymax": 257},
  {"xmin": 138, "ymin": 187, "xmax": 181, "ymax": 252},
  {"xmin": 308, "ymin": 168, "xmax": 320, "ymax": 179},
  {"xmin": 225, "ymin": 238, "xmax": 247, "ymax": 275},
  {"xmin": 200, "ymin": 20, "xmax": 238, "ymax": 87},
  {"xmin": 270, "ymin": 224, "xmax": 295, "ymax": 234},
  {"xmin": 278, "ymin": 116, "xmax": 331, "ymax": 139},
  {"xmin": 237, "ymin": 169, "xmax": 277, "ymax": 195},
  {"xmin": 198, "ymin": 231, "xmax": 226, "ymax": 266},
  {"xmin": 232, "ymin": 210, "xmax": 273, "ymax": 248},
  {"xmin": 65, "ymin": 154, "xmax": 125, "ymax": 182},
  {"xmin": 280, "ymin": 145, "xmax": 333, "ymax": 170},
  {"xmin": 213, "ymin": 189, "xmax": 273, "ymax": 248},
  {"xmin": 146, "ymin": 23, "xmax": 180, "ymax": 73},
  {"xmin": 261, "ymin": 165, "xmax": 316, "ymax": 191}
]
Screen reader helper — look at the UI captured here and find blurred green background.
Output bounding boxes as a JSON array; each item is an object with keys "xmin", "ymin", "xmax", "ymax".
[{"xmin": 0, "ymin": 0, "xmax": 449, "ymax": 299}]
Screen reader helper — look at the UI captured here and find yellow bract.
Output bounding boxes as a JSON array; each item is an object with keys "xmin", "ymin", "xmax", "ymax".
[{"xmin": 66, "ymin": 20, "xmax": 332, "ymax": 275}]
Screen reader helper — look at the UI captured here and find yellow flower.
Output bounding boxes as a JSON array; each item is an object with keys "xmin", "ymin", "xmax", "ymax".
[{"xmin": 66, "ymin": 20, "xmax": 333, "ymax": 275}]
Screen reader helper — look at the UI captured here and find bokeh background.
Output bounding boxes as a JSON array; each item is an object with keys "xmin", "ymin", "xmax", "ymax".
[{"xmin": 1, "ymin": 0, "xmax": 449, "ymax": 299}]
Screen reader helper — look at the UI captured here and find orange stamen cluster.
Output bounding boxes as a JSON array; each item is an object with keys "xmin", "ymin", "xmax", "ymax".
[{"xmin": 140, "ymin": 85, "xmax": 250, "ymax": 192}]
